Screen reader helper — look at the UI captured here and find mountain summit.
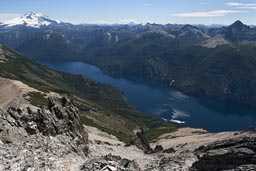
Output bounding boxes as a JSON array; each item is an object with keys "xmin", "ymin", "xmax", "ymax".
[
  {"xmin": 228, "ymin": 20, "xmax": 249, "ymax": 30},
  {"xmin": 0, "ymin": 12, "xmax": 62, "ymax": 28}
]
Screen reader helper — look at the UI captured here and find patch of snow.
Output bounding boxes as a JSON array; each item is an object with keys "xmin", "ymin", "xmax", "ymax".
[
  {"xmin": 0, "ymin": 12, "xmax": 61, "ymax": 28},
  {"xmin": 115, "ymin": 35, "xmax": 119, "ymax": 42},
  {"xmin": 106, "ymin": 32, "xmax": 112, "ymax": 41},
  {"xmin": 55, "ymin": 20, "xmax": 61, "ymax": 24}
]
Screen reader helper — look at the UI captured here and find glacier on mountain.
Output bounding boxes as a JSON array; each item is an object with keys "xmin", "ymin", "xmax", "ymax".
[{"xmin": 0, "ymin": 12, "xmax": 61, "ymax": 28}]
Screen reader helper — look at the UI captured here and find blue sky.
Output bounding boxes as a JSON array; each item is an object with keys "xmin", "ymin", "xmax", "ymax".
[{"xmin": 0, "ymin": 0, "xmax": 256, "ymax": 25}]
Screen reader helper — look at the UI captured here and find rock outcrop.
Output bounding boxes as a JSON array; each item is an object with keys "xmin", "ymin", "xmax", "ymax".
[
  {"xmin": 191, "ymin": 133, "xmax": 256, "ymax": 171},
  {"xmin": 0, "ymin": 97, "xmax": 89, "ymax": 170},
  {"xmin": 80, "ymin": 154, "xmax": 140, "ymax": 171},
  {"xmin": 130, "ymin": 129, "xmax": 153, "ymax": 154},
  {"xmin": 130, "ymin": 130, "xmax": 166, "ymax": 154}
]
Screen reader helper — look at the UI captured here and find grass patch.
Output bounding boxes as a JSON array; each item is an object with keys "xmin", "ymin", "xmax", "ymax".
[
  {"xmin": 191, "ymin": 130, "xmax": 208, "ymax": 134},
  {"xmin": 27, "ymin": 92, "xmax": 48, "ymax": 107},
  {"xmin": 144, "ymin": 127, "xmax": 177, "ymax": 141},
  {"xmin": 81, "ymin": 115, "xmax": 131, "ymax": 143}
]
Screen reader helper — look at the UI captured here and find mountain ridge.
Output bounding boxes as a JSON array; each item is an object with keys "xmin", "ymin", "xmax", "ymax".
[{"xmin": 1, "ymin": 15, "xmax": 256, "ymax": 108}]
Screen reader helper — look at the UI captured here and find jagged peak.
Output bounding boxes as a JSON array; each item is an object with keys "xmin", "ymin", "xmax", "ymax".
[
  {"xmin": 23, "ymin": 12, "xmax": 44, "ymax": 18},
  {"xmin": 182, "ymin": 24, "xmax": 198, "ymax": 29},
  {"xmin": 233, "ymin": 20, "xmax": 243, "ymax": 25},
  {"xmin": 229, "ymin": 20, "xmax": 249, "ymax": 29}
]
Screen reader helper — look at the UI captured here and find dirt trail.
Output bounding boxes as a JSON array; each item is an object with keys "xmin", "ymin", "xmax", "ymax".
[
  {"xmin": 0, "ymin": 78, "xmax": 21, "ymax": 109},
  {"xmin": 0, "ymin": 77, "xmax": 40, "ymax": 109}
]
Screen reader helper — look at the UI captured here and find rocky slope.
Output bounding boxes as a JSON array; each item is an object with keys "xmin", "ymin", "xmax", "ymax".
[
  {"xmin": 0, "ymin": 90, "xmax": 255, "ymax": 170},
  {"xmin": 86, "ymin": 126, "xmax": 256, "ymax": 171},
  {"xmin": 192, "ymin": 131, "xmax": 256, "ymax": 171},
  {"xmin": 0, "ymin": 96, "xmax": 88, "ymax": 170}
]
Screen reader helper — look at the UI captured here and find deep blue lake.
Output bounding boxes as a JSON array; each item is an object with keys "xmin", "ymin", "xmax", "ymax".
[{"xmin": 39, "ymin": 60, "xmax": 256, "ymax": 132}]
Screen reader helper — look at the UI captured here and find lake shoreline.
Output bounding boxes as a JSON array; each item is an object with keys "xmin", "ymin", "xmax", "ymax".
[{"xmin": 38, "ymin": 60, "xmax": 256, "ymax": 132}]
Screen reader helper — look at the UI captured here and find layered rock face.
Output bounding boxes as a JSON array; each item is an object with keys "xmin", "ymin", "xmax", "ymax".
[
  {"xmin": 0, "ymin": 97, "xmax": 89, "ymax": 170},
  {"xmin": 191, "ymin": 129, "xmax": 256, "ymax": 171}
]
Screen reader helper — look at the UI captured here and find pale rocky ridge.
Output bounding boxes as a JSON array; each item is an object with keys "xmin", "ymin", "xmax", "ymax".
[
  {"xmin": 0, "ymin": 78, "xmax": 255, "ymax": 170},
  {"xmin": 200, "ymin": 35, "xmax": 231, "ymax": 48}
]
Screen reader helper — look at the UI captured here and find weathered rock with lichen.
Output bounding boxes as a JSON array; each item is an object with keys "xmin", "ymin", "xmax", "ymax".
[
  {"xmin": 191, "ymin": 134, "xmax": 256, "ymax": 171},
  {"xmin": 0, "ymin": 97, "xmax": 89, "ymax": 170}
]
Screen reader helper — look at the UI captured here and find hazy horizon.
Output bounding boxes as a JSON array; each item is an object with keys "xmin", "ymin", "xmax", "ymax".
[{"xmin": 0, "ymin": 0, "xmax": 256, "ymax": 25}]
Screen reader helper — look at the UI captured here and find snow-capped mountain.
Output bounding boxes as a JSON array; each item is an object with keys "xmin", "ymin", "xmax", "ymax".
[{"xmin": 0, "ymin": 12, "xmax": 63, "ymax": 28}]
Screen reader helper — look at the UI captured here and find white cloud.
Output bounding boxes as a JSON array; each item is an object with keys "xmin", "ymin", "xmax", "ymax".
[
  {"xmin": 239, "ymin": 7, "xmax": 256, "ymax": 9},
  {"xmin": 97, "ymin": 20, "xmax": 111, "ymax": 24},
  {"xmin": 0, "ymin": 13, "xmax": 21, "ymax": 21},
  {"xmin": 82, "ymin": 19, "xmax": 138, "ymax": 25},
  {"xmin": 226, "ymin": 2, "xmax": 256, "ymax": 7},
  {"xmin": 174, "ymin": 10, "xmax": 244, "ymax": 17},
  {"xmin": 119, "ymin": 18, "xmax": 138, "ymax": 24},
  {"xmin": 226, "ymin": 2, "xmax": 256, "ymax": 9}
]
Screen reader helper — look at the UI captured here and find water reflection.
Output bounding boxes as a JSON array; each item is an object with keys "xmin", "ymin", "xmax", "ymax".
[{"xmin": 39, "ymin": 60, "xmax": 256, "ymax": 132}]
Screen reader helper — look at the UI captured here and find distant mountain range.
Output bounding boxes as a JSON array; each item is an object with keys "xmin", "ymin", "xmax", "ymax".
[
  {"xmin": 0, "ymin": 12, "xmax": 228, "ymax": 28},
  {"xmin": 1, "ymin": 12, "xmax": 255, "ymax": 52},
  {"xmin": 1, "ymin": 12, "xmax": 256, "ymax": 108}
]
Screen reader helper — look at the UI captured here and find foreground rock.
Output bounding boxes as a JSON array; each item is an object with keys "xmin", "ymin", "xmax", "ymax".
[
  {"xmin": 0, "ymin": 93, "xmax": 256, "ymax": 170},
  {"xmin": 130, "ymin": 129, "xmax": 153, "ymax": 154},
  {"xmin": 130, "ymin": 129, "xmax": 166, "ymax": 155},
  {"xmin": 86, "ymin": 125, "xmax": 256, "ymax": 170},
  {"xmin": 0, "ymin": 97, "xmax": 88, "ymax": 170},
  {"xmin": 80, "ymin": 154, "xmax": 140, "ymax": 171},
  {"xmin": 191, "ymin": 132, "xmax": 256, "ymax": 171}
]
